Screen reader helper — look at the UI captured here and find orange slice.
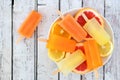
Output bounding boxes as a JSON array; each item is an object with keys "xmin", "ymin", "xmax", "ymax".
[{"xmin": 50, "ymin": 20, "xmax": 70, "ymax": 38}]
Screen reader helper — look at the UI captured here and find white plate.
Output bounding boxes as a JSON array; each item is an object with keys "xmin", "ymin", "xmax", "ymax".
[{"xmin": 47, "ymin": 8, "xmax": 114, "ymax": 74}]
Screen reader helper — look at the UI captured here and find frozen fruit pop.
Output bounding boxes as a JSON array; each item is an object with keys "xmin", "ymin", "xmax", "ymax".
[
  {"xmin": 83, "ymin": 39, "xmax": 103, "ymax": 70},
  {"xmin": 82, "ymin": 13, "xmax": 110, "ymax": 46},
  {"xmin": 46, "ymin": 34, "xmax": 76, "ymax": 52},
  {"xmin": 17, "ymin": 10, "xmax": 42, "ymax": 43},
  {"xmin": 59, "ymin": 14, "xmax": 87, "ymax": 42},
  {"xmin": 57, "ymin": 50, "xmax": 86, "ymax": 75}
]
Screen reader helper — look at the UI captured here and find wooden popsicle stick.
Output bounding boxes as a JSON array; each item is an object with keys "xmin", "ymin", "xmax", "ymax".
[
  {"xmin": 57, "ymin": 10, "xmax": 64, "ymax": 19},
  {"xmin": 38, "ymin": 38, "xmax": 48, "ymax": 42},
  {"xmin": 82, "ymin": 13, "xmax": 89, "ymax": 22},
  {"xmin": 52, "ymin": 69, "xmax": 60, "ymax": 75},
  {"xmin": 16, "ymin": 35, "xmax": 24, "ymax": 44},
  {"xmin": 76, "ymin": 42, "xmax": 83, "ymax": 46},
  {"xmin": 94, "ymin": 69, "xmax": 99, "ymax": 80}
]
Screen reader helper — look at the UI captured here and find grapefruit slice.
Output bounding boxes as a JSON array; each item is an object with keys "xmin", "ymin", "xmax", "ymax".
[
  {"xmin": 73, "ymin": 61, "xmax": 90, "ymax": 74},
  {"xmin": 65, "ymin": 45, "xmax": 89, "ymax": 74},
  {"xmin": 73, "ymin": 45, "xmax": 89, "ymax": 74},
  {"xmin": 75, "ymin": 8, "xmax": 104, "ymax": 27}
]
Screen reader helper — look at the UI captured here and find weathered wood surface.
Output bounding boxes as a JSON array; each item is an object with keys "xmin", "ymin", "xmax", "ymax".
[
  {"xmin": 105, "ymin": 0, "xmax": 120, "ymax": 80},
  {"xmin": 37, "ymin": 0, "xmax": 59, "ymax": 80},
  {"xmin": 13, "ymin": 0, "xmax": 35, "ymax": 80},
  {"xmin": 0, "ymin": 0, "xmax": 11, "ymax": 80},
  {"xmin": 0, "ymin": 0, "xmax": 120, "ymax": 80}
]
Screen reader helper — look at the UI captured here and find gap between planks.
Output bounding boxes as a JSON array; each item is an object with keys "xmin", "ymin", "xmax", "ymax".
[
  {"xmin": 11, "ymin": 0, "xmax": 14, "ymax": 79},
  {"xmin": 34, "ymin": 0, "xmax": 38, "ymax": 80}
]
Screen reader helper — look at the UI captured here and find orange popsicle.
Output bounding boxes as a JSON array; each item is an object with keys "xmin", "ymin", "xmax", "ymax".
[
  {"xmin": 83, "ymin": 39, "xmax": 102, "ymax": 70},
  {"xmin": 59, "ymin": 14, "xmax": 87, "ymax": 42},
  {"xmin": 18, "ymin": 10, "xmax": 42, "ymax": 38},
  {"xmin": 46, "ymin": 34, "xmax": 76, "ymax": 52}
]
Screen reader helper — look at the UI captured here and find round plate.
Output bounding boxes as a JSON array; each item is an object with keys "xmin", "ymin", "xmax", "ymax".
[{"xmin": 47, "ymin": 8, "xmax": 114, "ymax": 74}]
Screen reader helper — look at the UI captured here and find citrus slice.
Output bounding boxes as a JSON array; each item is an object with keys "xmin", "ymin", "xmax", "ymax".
[
  {"xmin": 98, "ymin": 41, "xmax": 113, "ymax": 57},
  {"xmin": 73, "ymin": 61, "xmax": 90, "ymax": 74},
  {"xmin": 50, "ymin": 20, "xmax": 70, "ymax": 38},
  {"xmin": 75, "ymin": 7, "xmax": 104, "ymax": 27},
  {"xmin": 65, "ymin": 45, "xmax": 88, "ymax": 74},
  {"xmin": 48, "ymin": 49, "xmax": 65, "ymax": 62},
  {"xmin": 73, "ymin": 45, "xmax": 88, "ymax": 74}
]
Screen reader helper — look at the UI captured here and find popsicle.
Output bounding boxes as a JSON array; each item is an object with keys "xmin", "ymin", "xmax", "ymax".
[
  {"xmin": 57, "ymin": 50, "xmax": 86, "ymax": 75},
  {"xmin": 82, "ymin": 13, "xmax": 110, "ymax": 46},
  {"xmin": 17, "ymin": 10, "xmax": 42, "ymax": 43},
  {"xmin": 46, "ymin": 34, "xmax": 76, "ymax": 52},
  {"xmin": 83, "ymin": 39, "xmax": 103, "ymax": 70},
  {"xmin": 58, "ymin": 14, "xmax": 87, "ymax": 42}
]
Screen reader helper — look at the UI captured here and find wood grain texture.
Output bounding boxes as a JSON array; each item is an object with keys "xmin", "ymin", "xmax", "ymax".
[
  {"xmin": 83, "ymin": 0, "xmax": 104, "ymax": 15},
  {"xmin": 82, "ymin": 0, "xmax": 104, "ymax": 80},
  {"xmin": 13, "ymin": 0, "xmax": 36, "ymax": 80},
  {"xmin": 37, "ymin": 0, "xmax": 59, "ymax": 80},
  {"xmin": 60, "ymin": 0, "xmax": 82, "ymax": 12},
  {"xmin": 105, "ymin": 0, "xmax": 120, "ymax": 80},
  {"xmin": 60, "ymin": 0, "xmax": 82, "ymax": 80},
  {"xmin": 0, "ymin": 0, "xmax": 12, "ymax": 80}
]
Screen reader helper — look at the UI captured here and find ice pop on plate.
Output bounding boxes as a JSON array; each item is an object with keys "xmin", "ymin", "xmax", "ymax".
[
  {"xmin": 82, "ymin": 13, "xmax": 110, "ymax": 46},
  {"xmin": 46, "ymin": 34, "xmax": 76, "ymax": 52},
  {"xmin": 83, "ymin": 39, "xmax": 103, "ymax": 70},
  {"xmin": 57, "ymin": 50, "xmax": 86, "ymax": 75},
  {"xmin": 59, "ymin": 14, "xmax": 87, "ymax": 42}
]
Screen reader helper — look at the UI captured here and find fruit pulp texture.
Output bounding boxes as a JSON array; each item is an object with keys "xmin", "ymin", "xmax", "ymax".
[
  {"xmin": 83, "ymin": 18, "xmax": 110, "ymax": 46},
  {"xmin": 57, "ymin": 50, "xmax": 86, "ymax": 75},
  {"xmin": 50, "ymin": 20, "xmax": 70, "ymax": 38},
  {"xmin": 77, "ymin": 11, "xmax": 101, "ymax": 27},
  {"xmin": 46, "ymin": 34, "xmax": 76, "ymax": 52},
  {"xmin": 75, "ymin": 61, "xmax": 87, "ymax": 71},
  {"xmin": 18, "ymin": 10, "xmax": 42, "ymax": 38},
  {"xmin": 83, "ymin": 40, "xmax": 103, "ymax": 70},
  {"xmin": 75, "ymin": 46, "xmax": 87, "ymax": 71},
  {"xmin": 59, "ymin": 14, "xmax": 87, "ymax": 42},
  {"xmin": 48, "ymin": 49, "xmax": 65, "ymax": 62}
]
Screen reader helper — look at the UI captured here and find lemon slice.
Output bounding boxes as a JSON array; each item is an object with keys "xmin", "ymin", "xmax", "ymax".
[
  {"xmin": 98, "ymin": 41, "xmax": 113, "ymax": 57},
  {"xmin": 48, "ymin": 49, "xmax": 65, "ymax": 62}
]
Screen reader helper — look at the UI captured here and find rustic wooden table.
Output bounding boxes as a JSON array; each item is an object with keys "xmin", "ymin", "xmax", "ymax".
[{"xmin": 0, "ymin": 0, "xmax": 120, "ymax": 80}]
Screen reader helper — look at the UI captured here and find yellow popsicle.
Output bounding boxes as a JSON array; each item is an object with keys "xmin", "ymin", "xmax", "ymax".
[
  {"xmin": 57, "ymin": 50, "xmax": 86, "ymax": 75},
  {"xmin": 82, "ymin": 14, "xmax": 110, "ymax": 46}
]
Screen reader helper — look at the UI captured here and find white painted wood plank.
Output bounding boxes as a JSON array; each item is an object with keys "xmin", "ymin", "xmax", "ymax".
[
  {"xmin": 61, "ymin": 0, "xmax": 82, "ymax": 12},
  {"xmin": 0, "ymin": 0, "xmax": 11, "ymax": 80},
  {"xmin": 13, "ymin": 0, "xmax": 36, "ymax": 80},
  {"xmin": 82, "ymin": 0, "xmax": 104, "ymax": 80},
  {"xmin": 38, "ymin": 0, "xmax": 58, "ymax": 6},
  {"xmin": 38, "ymin": 0, "xmax": 46, "ymax": 5},
  {"xmin": 37, "ymin": 0, "xmax": 59, "ymax": 80},
  {"xmin": 105, "ymin": 0, "xmax": 120, "ymax": 80},
  {"xmin": 83, "ymin": 0, "xmax": 104, "ymax": 15},
  {"xmin": 60, "ymin": 0, "xmax": 82, "ymax": 80}
]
